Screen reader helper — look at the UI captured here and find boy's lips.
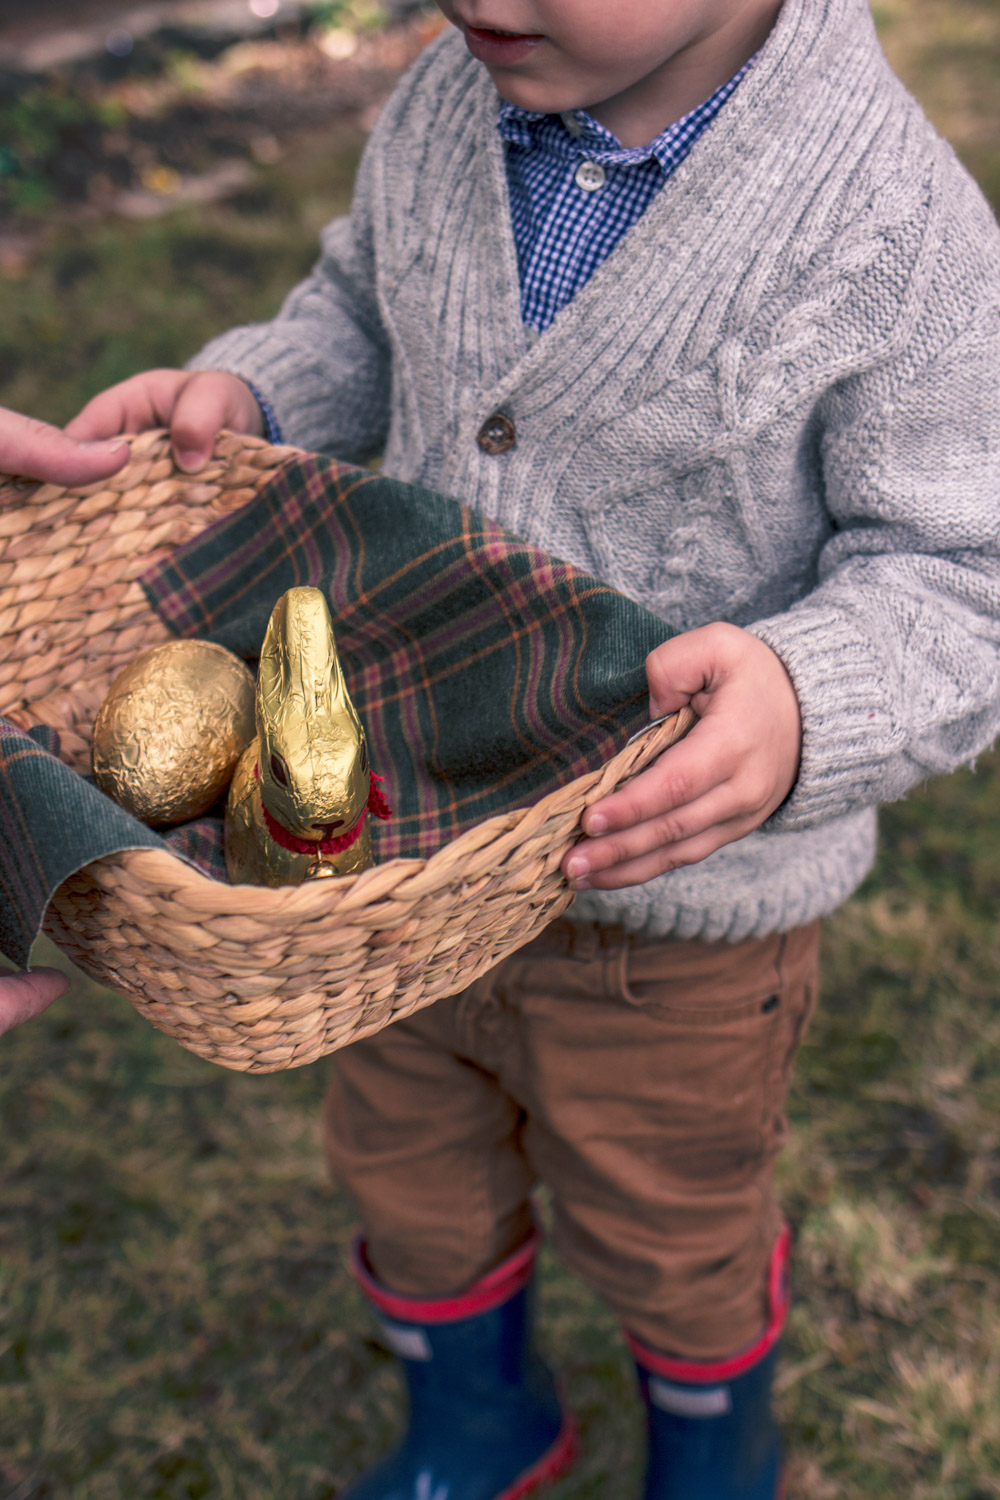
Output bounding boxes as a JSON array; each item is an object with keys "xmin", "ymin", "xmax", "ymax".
[{"xmin": 462, "ymin": 22, "xmax": 545, "ymax": 66}]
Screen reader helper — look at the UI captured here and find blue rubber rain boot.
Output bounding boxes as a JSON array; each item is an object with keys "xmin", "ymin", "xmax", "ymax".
[
  {"xmin": 628, "ymin": 1229, "xmax": 790, "ymax": 1500},
  {"xmin": 343, "ymin": 1233, "xmax": 577, "ymax": 1500}
]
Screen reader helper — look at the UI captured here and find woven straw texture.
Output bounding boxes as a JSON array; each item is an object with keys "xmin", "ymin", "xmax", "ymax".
[{"xmin": 1, "ymin": 431, "xmax": 694, "ymax": 1073}]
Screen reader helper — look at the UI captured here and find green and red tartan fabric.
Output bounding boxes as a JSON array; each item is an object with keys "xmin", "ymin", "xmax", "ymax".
[{"xmin": 0, "ymin": 454, "xmax": 674, "ymax": 968}]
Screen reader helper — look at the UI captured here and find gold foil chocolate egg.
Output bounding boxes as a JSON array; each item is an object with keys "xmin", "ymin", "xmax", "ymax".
[{"xmin": 92, "ymin": 640, "xmax": 255, "ymax": 826}]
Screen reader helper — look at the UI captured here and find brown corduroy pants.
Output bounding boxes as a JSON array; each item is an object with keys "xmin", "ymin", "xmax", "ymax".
[{"xmin": 324, "ymin": 917, "xmax": 819, "ymax": 1361}]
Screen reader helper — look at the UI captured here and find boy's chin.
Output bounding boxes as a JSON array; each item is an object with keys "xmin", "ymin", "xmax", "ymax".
[{"xmin": 489, "ymin": 72, "xmax": 581, "ymax": 116}]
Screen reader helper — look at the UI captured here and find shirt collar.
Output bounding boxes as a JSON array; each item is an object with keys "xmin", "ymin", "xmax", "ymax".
[{"xmin": 496, "ymin": 55, "xmax": 756, "ymax": 170}]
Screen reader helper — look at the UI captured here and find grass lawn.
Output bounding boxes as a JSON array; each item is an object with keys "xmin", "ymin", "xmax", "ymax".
[{"xmin": 3, "ymin": 2, "xmax": 1000, "ymax": 1496}]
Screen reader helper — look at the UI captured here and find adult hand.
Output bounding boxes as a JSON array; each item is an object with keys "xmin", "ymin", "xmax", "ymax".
[
  {"xmin": 66, "ymin": 368, "xmax": 264, "ymax": 474},
  {"xmin": 0, "ymin": 968, "xmax": 69, "ymax": 1036},
  {"xmin": 1, "ymin": 405, "xmax": 115, "ymax": 1028},
  {"xmin": 0, "ymin": 405, "xmax": 128, "ymax": 485},
  {"xmin": 563, "ymin": 623, "xmax": 802, "ymax": 889}
]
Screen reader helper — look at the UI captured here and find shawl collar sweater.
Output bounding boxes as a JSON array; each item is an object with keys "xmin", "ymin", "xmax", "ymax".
[{"xmin": 192, "ymin": 0, "xmax": 1000, "ymax": 940}]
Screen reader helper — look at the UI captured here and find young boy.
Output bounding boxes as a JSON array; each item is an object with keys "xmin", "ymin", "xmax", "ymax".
[{"xmin": 65, "ymin": 0, "xmax": 1000, "ymax": 1494}]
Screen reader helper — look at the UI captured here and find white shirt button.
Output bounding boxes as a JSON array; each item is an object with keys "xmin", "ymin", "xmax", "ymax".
[{"xmin": 574, "ymin": 160, "xmax": 606, "ymax": 193}]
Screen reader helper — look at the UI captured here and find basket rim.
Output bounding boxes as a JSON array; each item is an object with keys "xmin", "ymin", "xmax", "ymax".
[{"xmin": 65, "ymin": 708, "xmax": 697, "ymax": 914}]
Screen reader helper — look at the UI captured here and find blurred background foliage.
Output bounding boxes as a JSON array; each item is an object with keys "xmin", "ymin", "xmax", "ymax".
[{"xmin": 3, "ymin": 1, "xmax": 1000, "ymax": 1496}]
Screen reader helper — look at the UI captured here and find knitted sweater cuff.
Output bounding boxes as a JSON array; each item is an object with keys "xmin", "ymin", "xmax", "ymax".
[{"xmin": 747, "ymin": 605, "xmax": 892, "ymax": 832}]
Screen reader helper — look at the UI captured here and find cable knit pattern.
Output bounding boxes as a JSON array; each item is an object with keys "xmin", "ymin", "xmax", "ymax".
[{"xmin": 189, "ymin": 0, "xmax": 1000, "ymax": 940}]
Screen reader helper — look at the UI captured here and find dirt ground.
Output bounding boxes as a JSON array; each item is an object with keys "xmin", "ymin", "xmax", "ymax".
[
  {"xmin": 0, "ymin": 3, "xmax": 441, "ymax": 257},
  {"xmin": 0, "ymin": 0, "xmax": 423, "ymax": 60}
]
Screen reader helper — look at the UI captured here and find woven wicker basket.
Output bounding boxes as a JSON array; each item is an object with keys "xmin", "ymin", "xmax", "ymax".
[{"xmin": 1, "ymin": 431, "xmax": 693, "ymax": 1072}]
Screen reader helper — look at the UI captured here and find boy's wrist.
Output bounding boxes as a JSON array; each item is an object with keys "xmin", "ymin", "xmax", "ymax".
[
  {"xmin": 244, "ymin": 382, "xmax": 284, "ymax": 445},
  {"xmin": 744, "ymin": 610, "xmax": 892, "ymax": 834}
]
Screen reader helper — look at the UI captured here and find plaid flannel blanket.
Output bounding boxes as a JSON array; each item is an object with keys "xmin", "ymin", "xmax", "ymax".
[{"xmin": 1, "ymin": 454, "xmax": 675, "ymax": 968}]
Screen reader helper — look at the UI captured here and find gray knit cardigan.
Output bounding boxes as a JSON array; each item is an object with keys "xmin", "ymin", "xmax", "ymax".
[{"xmin": 191, "ymin": 0, "xmax": 1000, "ymax": 941}]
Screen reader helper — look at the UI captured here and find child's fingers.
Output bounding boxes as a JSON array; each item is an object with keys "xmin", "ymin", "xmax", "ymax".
[
  {"xmin": 170, "ymin": 373, "xmax": 261, "ymax": 472},
  {"xmin": 64, "ymin": 369, "xmax": 183, "ymax": 440},
  {"xmin": 644, "ymin": 624, "xmax": 736, "ymax": 717},
  {"xmin": 565, "ymin": 781, "xmax": 739, "ymax": 883},
  {"xmin": 66, "ymin": 370, "xmax": 262, "ymax": 472},
  {"xmin": 582, "ymin": 626, "xmax": 774, "ymax": 840},
  {"xmin": 567, "ymin": 817, "xmax": 748, "ymax": 891},
  {"xmin": 65, "ymin": 384, "xmax": 148, "ymax": 442},
  {"xmin": 570, "ymin": 712, "xmax": 788, "ymax": 884},
  {"xmin": 560, "ymin": 627, "xmax": 801, "ymax": 891},
  {"xmin": 581, "ymin": 717, "xmax": 740, "ymax": 839}
]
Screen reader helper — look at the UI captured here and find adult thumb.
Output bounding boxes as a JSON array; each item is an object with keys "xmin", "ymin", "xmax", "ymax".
[
  {"xmin": 0, "ymin": 968, "xmax": 70, "ymax": 1036},
  {"xmin": 0, "ymin": 408, "xmax": 128, "ymax": 486}
]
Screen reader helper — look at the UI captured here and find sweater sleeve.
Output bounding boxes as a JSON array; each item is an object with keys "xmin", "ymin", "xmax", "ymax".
[
  {"xmin": 186, "ymin": 126, "xmax": 391, "ymax": 462},
  {"xmin": 748, "ymin": 304, "xmax": 1000, "ymax": 832}
]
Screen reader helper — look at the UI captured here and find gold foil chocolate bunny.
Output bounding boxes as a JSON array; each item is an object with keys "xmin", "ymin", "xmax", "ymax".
[
  {"xmin": 224, "ymin": 587, "xmax": 390, "ymax": 885},
  {"xmin": 92, "ymin": 588, "xmax": 389, "ymax": 885}
]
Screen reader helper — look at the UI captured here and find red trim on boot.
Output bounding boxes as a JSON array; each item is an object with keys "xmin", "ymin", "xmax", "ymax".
[
  {"xmin": 626, "ymin": 1224, "xmax": 791, "ymax": 1385},
  {"xmin": 494, "ymin": 1413, "xmax": 579, "ymax": 1500},
  {"xmin": 350, "ymin": 1231, "xmax": 541, "ymax": 1326}
]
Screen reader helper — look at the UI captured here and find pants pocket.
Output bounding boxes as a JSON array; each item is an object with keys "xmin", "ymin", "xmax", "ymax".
[{"xmin": 605, "ymin": 926, "xmax": 819, "ymax": 1179}]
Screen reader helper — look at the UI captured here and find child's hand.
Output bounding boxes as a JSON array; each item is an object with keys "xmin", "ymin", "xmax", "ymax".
[
  {"xmin": 0, "ymin": 405, "xmax": 128, "ymax": 485},
  {"xmin": 65, "ymin": 369, "xmax": 264, "ymax": 474},
  {"xmin": 563, "ymin": 624, "xmax": 802, "ymax": 890}
]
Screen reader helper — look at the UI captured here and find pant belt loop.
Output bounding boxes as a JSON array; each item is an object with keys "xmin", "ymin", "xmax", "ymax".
[
  {"xmin": 613, "ymin": 928, "xmax": 632, "ymax": 1000},
  {"xmin": 567, "ymin": 922, "xmax": 601, "ymax": 963}
]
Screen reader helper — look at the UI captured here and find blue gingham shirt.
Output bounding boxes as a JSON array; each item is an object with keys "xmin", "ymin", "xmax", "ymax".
[{"xmin": 500, "ymin": 60, "xmax": 754, "ymax": 333}]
